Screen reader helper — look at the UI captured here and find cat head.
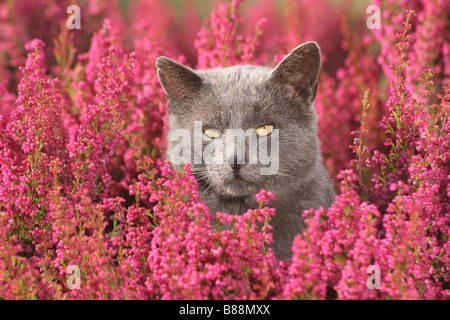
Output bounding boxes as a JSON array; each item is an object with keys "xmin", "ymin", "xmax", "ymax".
[{"xmin": 156, "ymin": 42, "xmax": 322, "ymax": 201}]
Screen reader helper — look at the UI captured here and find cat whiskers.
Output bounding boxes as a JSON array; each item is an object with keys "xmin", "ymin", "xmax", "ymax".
[{"xmin": 191, "ymin": 168, "xmax": 215, "ymax": 194}]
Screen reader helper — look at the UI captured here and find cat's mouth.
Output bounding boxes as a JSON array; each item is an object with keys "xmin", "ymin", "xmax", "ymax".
[
  {"xmin": 228, "ymin": 175, "xmax": 255, "ymax": 194},
  {"xmin": 233, "ymin": 175, "xmax": 246, "ymax": 183},
  {"xmin": 228, "ymin": 171, "xmax": 248, "ymax": 184},
  {"xmin": 195, "ymin": 165, "xmax": 262, "ymax": 199}
]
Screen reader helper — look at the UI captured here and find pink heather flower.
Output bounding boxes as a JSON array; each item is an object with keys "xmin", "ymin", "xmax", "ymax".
[
  {"xmin": 67, "ymin": 20, "xmax": 136, "ymax": 201},
  {"xmin": 255, "ymin": 189, "xmax": 276, "ymax": 205},
  {"xmin": 145, "ymin": 163, "xmax": 284, "ymax": 299},
  {"xmin": 1, "ymin": 39, "xmax": 68, "ymax": 255},
  {"xmin": 195, "ymin": 0, "xmax": 266, "ymax": 69}
]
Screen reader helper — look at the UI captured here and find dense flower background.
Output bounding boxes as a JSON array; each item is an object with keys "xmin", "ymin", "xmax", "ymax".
[{"xmin": 0, "ymin": 0, "xmax": 448, "ymax": 299}]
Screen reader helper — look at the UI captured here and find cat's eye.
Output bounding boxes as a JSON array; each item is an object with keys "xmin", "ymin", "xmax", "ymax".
[
  {"xmin": 255, "ymin": 125, "xmax": 274, "ymax": 136},
  {"xmin": 204, "ymin": 128, "xmax": 222, "ymax": 139}
]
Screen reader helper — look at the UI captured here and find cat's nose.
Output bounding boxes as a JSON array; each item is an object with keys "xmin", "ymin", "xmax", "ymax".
[
  {"xmin": 227, "ymin": 155, "xmax": 243, "ymax": 177},
  {"xmin": 231, "ymin": 163, "xmax": 241, "ymax": 176}
]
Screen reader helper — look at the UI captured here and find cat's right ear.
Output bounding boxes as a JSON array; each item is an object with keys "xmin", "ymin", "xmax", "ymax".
[
  {"xmin": 269, "ymin": 42, "xmax": 321, "ymax": 103},
  {"xmin": 156, "ymin": 57, "xmax": 203, "ymax": 101}
]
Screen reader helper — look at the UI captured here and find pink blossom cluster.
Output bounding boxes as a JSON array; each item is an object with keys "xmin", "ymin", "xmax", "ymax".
[
  {"xmin": 0, "ymin": 0, "xmax": 448, "ymax": 300},
  {"xmin": 373, "ymin": 0, "xmax": 450, "ymax": 99},
  {"xmin": 195, "ymin": 0, "xmax": 267, "ymax": 68},
  {"xmin": 145, "ymin": 164, "xmax": 284, "ymax": 299}
]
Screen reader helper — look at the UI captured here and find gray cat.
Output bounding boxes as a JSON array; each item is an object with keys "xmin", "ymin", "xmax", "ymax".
[{"xmin": 156, "ymin": 42, "xmax": 335, "ymax": 261}]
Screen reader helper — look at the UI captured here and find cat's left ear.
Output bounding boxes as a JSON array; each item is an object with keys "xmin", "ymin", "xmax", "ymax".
[
  {"xmin": 269, "ymin": 42, "xmax": 321, "ymax": 102},
  {"xmin": 156, "ymin": 56, "xmax": 203, "ymax": 101}
]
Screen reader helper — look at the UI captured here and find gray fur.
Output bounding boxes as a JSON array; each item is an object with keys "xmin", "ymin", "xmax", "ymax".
[{"xmin": 156, "ymin": 42, "xmax": 335, "ymax": 261}]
